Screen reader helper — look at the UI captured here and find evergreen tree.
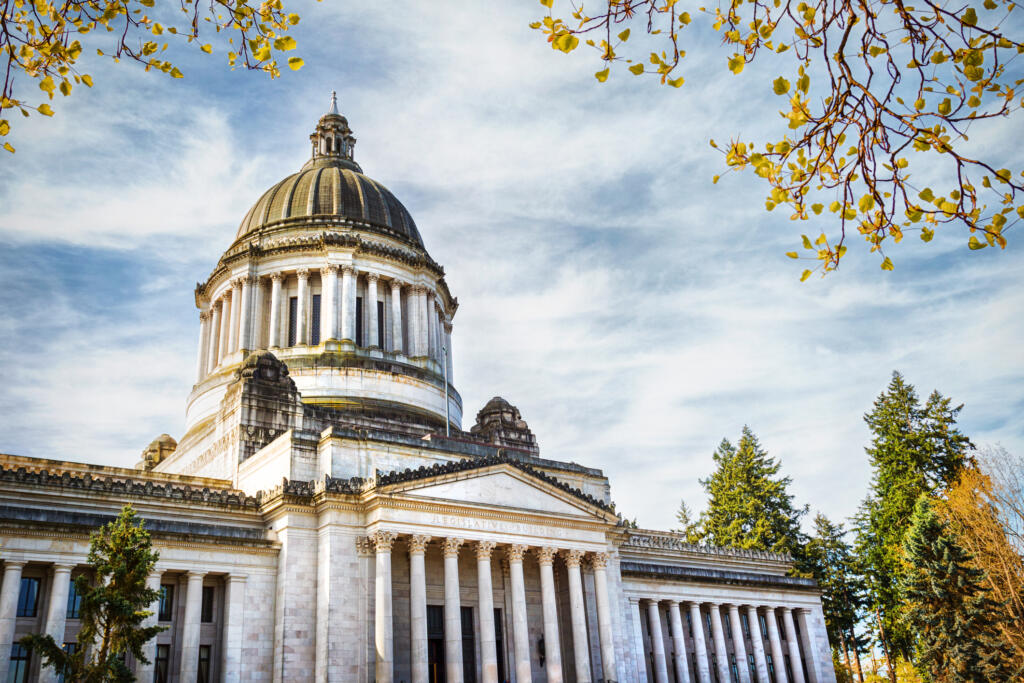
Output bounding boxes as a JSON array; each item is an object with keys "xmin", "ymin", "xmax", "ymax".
[
  {"xmin": 22, "ymin": 505, "xmax": 165, "ymax": 683},
  {"xmin": 698, "ymin": 427, "xmax": 807, "ymax": 558},
  {"xmin": 854, "ymin": 371, "xmax": 973, "ymax": 662},
  {"xmin": 673, "ymin": 499, "xmax": 703, "ymax": 544},
  {"xmin": 902, "ymin": 497, "xmax": 1019, "ymax": 682}
]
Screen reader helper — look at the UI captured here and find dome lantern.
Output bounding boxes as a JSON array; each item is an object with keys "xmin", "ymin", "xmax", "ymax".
[{"xmin": 310, "ymin": 91, "xmax": 357, "ymax": 164}]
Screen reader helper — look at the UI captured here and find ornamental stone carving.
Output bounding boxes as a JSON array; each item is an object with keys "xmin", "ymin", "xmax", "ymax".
[
  {"xmin": 297, "ymin": 268, "xmax": 310, "ymax": 279},
  {"xmin": 408, "ymin": 534, "xmax": 431, "ymax": 554},
  {"xmin": 506, "ymin": 544, "xmax": 528, "ymax": 562},
  {"xmin": 536, "ymin": 546, "xmax": 558, "ymax": 566},
  {"xmin": 371, "ymin": 530, "xmax": 398, "ymax": 552},
  {"xmin": 270, "ymin": 272, "xmax": 284, "ymax": 283},
  {"xmin": 355, "ymin": 537, "xmax": 374, "ymax": 556},
  {"xmin": 563, "ymin": 549, "xmax": 585, "ymax": 568},
  {"xmin": 590, "ymin": 552, "xmax": 609, "ymax": 570},
  {"xmin": 442, "ymin": 537, "xmax": 464, "ymax": 558},
  {"xmin": 475, "ymin": 541, "xmax": 497, "ymax": 560}
]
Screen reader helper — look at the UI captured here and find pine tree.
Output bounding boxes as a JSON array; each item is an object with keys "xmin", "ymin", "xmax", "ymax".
[
  {"xmin": 673, "ymin": 500, "xmax": 704, "ymax": 544},
  {"xmin": 854, "ymin": 371, "xmax": 973, "ymax": 662},
  {"xmin": 698, "ymin": 427, "xmax": 807, "ymax": 558},
  {"xmin": 902, "ymin": 497, "xmax": 1019, "ymax": 682},
  {"xmin": 22, "ymin": 505, "xmax": 165, "ymax": 683}
]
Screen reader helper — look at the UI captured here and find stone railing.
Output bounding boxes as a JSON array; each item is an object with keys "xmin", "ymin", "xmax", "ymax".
[{"xmin": 623, "ymin": 529, "xmax": 792, "ymax": 562}]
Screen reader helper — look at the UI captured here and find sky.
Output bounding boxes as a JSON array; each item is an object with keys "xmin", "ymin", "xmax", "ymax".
[{"xmin": 1, "ymin": 2, "xmax": 1021, "ymax": 532}]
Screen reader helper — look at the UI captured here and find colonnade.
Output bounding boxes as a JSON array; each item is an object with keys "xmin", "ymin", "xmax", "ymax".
[
  {"xmin": 196, "ymin": 267, "xmax": 453, "ymax": 382},
  {"xmin": 633, "ymin": 597, "xmax": 818, "ymax": 683},
  {"xmin": 0, "ymin": 560, "xmax": 246, "ymax": 683},
  {"xmin": 369, "ymin": 531, "xmax": 618, "ymax": 683}
]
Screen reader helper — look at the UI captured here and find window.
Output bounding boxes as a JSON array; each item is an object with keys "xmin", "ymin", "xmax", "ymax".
[
  {"xmin": 310, "ymin": 294, "xmax": 321, "ymax": 345},
  {"xmin": 494, "ymin": 608, "xmax": 505, "ymax": 683},
  {"xmin": 748, "ymin": 653, "xmax": 756, "ymax": 677},
  {"xmin": 777, "ymin": 615, "xmax": 786, "ymax": 639},
  {"xmin": 66, "ymin": 580, "xmax": 82, "ymax": 619},
  {"xmin": 758, "ymin": 614, "xmax": 768, "ymax": 639},
  {"xmin": 287, "ymin": 297, "xmax": 298, "ymax": 347},
  {"xmin": 377, "ymin": 300, "xmax": 385, "ymax": 347},
  {"xmin": 460, "ymin": 606, "xmax": 476, "ymax": 683},
  {"xmin": 686, "ymin": 610, "xmax": 693, "ymax": 636},
  {"xmin": 201, "ymin": 586, "xmax": 214, "ymax": 623},
  {"xmin": 730, "ymin": 654, "xmax": 739, "ymax": 683},
  {"xmin": 794, "ymin": 616, "xmax": 801, "ymax": 637},
  {"xmin": 158, "ymin": 584, "xmax": 174, "ymax": 622},
  {"xmin": 711, "ymin": 654, "xmax": 720, "ymax": 683},
  {"xmin": 784, "ymin": 654, "xmax": 794, "ymax": 683},
  {"xmin": 704, "ymin": 612, "xmax": 712, "ymax": 635},
  {"xmin": 16, "ymin": 577, "xmax": 40, "ymax": 617},
  {"xmin": 741, "ymin": 613, "xmax": 751, "ymax": 638},
  {"xmin": 57, "ymin": 643, "xmax": 79, "ymax": 683},
  {"xmin": 197, "ymin": 644, "xmax": 212, "ymax": 683},
  {"xmin": 766, "ymin": 654, "xmax": 776, "ymax": 683},
  {"xmin": 154, "ymin": 644, "xmax": 170, "ymax": 683},
  {"xmin": 9, "ymin": 643, "xmax": 30, "ymax": 683},
  {"xmin": 724, "ymin": 614, "xmax": 732, "ymax": 639},
  {"xmin": 355, "ymin": 296, "xmax": 363, "ymax": 346}
]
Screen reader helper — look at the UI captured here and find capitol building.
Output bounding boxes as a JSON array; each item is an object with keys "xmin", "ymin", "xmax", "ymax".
[{"xmin": 0, "ymin": 98, "xmax": 836, "ymax": 683}]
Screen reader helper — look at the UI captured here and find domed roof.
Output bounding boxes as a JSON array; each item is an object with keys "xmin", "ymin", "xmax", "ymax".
[{"xmin": 235, "ymin": 95, "xmax": 423, "ymax": 249}]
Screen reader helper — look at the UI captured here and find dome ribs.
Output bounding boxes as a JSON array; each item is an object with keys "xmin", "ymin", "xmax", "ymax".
[{"xmin": 307, "ymin": 167, "xmax": 326, "ymax": 216}]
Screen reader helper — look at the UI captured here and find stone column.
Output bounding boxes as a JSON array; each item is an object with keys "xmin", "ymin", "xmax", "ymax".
[
  {"xmin": 409, "ymin": 535, "xmax": 431, "ymax": 683},
  {"xmin": 37, "ymin": 564, "xmax": 74, "ymax": 683},
  {"xmin": 647, "ymin": 601, "xmax": 670, "ymax": 683},
  {"xmin": 476, "ymin": 542, "xmax": 498, "ymax": 683},
  {"xmin": 296, "ymin": 269, "xmax": 310, "ymax": 345},
  {"xmin": 728, "ymin": 604, "xmax": 752, "ymax": 683},
  {"xmin": 228, "ymin": 278, "xmax": 242, "ymax": 352},
  {"xmin": 629, "ymin": 599, "xmax": 645, "ymax": 681},
  {"xmin": 0, "ymin": 561, "xmax": 27, "ymax": 682},
  {"xmin": 222, "ymin": 574, "xmax": 246, "ymax": 683},
  {"xmin": 563, "ymin": 550, "xmax": 591, "ymax": 683},
  {"xmin": 239, "ymin": 275, "xmax": 254, "ymax": 350},
  {"xmin": 764, "ymin": 609, "xmax": 786, "ymax": 683},
  {"xmin": 746, "ymin": 607, "xmax": 770, "ymax": 683},
  {"xmin": 796, "ymin": 609, "xmax": 821, "ymax": 683},
  {"xmin": 443, "ymin": 537, "xmax": 464, "ymax": 683},
  {"xmin": 426, "ymin": 291, "xmax": 437, "ymax": 359},
  {"xmin": 366, "ymin": 273, "xmax": 380, "ymax": 348},
  {"xmin": 416, "ymin": 287, "xmax": 429, "ymax": 357},
  {"xmin": 134, "ymin": 572, "xmax": 162, "ymax": 681},
  {"xmin": 506, "ymin": 545, "xmax": 531, "ymax": 683},
  {"xmin": 195, "ymin": 310, "xmax": 210, "ymax": 382},
  {"xmin": 268, "ymin": 273, "xmax": 284, "ymax": 348},
  {"xmin": 341, "ymin": 266, "xmax": 356, "ymax": 342},
  {"xmin": 444, "ymin": 322, "xmax": 454, "ymax": 382},
  {"xmin": 178, "ymin": 571, "xmax": 205, "ymax": 683},
  {"xmin": 390, "ymin": 280, "xmax": 404, "ymax": 354},
  {"xmin": 536, "ymin": 547, "xmax": 563, "ymax": 683},
  {"xmin": 323, "ymin": 265, "xmax": 340, "ymax": 341},
  {"xmin": 708, "ymin": 603, "xmax": 730, "ymax": 683},
  {"xmin": 669, "ymin": 602, "xmax": 692, "ymax": 683},
  {"xmin": 590, "ymin": 553, "xmax": 616, "ymax": 682},
  {"xmin": 219, "ymin": 289, "xmax": 232, "ymax": 360},
  {"xmin": 689, "ymin": 602, "xmax": 711, "ymax": 683},
  {"xmin": 782, "ymin": 609, "xmax": 806, "ymax": 683},
  {"xmin": 207, "ymin": 300, "xmax": 222, "ymax": 373},
  {"xmin": 253, "ymin": 276, "xmax": 267, "ymax": 349},
  {"xmin": 373, "ymin": 531, "xmax": 398, "ymax": 683}
]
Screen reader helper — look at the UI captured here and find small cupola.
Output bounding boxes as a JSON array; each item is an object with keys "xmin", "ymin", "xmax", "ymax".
[{"xmin": 310, "ymin": 91, "xmax": 357, "ymax": 162}]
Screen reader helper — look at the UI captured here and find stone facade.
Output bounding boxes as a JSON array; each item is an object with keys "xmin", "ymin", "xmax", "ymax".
[{"xmin": 0, "ymin": 97, "xmax": 836, "ymax": 683}]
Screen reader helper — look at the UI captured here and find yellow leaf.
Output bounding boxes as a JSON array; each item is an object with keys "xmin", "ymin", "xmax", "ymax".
[
  {"xmin": 287, "ymin": 57, "xmax": 304, "ymax": 70},
  {"xmin": 38, "ymin": 103, "xmax": 54, "ymax": 116},
  {"xmin": 629, "ymin": 63, "xmax": 644, "ymax": 75},
  {"xmin": 59, "ymin": 79, "xmax": 71, "ymax": 96},
  {"xmin": 858, "ymin": 194, "xmax": 875, "ymax": 212},
  {"xmin": 595, "ymin": 68, "xmax": 609, "ymax": 83},
  {"xmin": 667, "ymin": 76, "xmax": 684, "ymax": 88},
  {"xmin": 963, "ymin": 7, "xmax": 978, "ymax": 25},
  {"xmin": 914, "ymin": 98, "xmax": 925, "ymax": 111},
  {"xmin": 801, "ymin": 234, "xmax": 813, "ymax": 249},
  {"xmin": 938, "ymin": 98, "xmax": 951, "ymax": 115},
  {"xmin": 680, "ymin": 12, "xmax": 691, "ymax": 24},
  {"xmin": 968, "ymin": 235, "xmax": 987, "ymax": 249},
  {"xmin": 811, "ymin": 203, "xmax": 823, "ymax": 214},
  {"xmin": 170, "ymin": 67, "xmax": 184, "ymax": 78},
  {"xmin": 0, "ymin": 120, "xmax": 8, "ymax": 136},
  {"xmin": 880, "ymin": 257, "xmax": 894, "ymax": 271},
  {"xmin": 82, "ymin": 74, "xmax": 93, "ymax": 87},
  {"xmin": 815, "ymin": 233, "xmax": 827, "ymax": 245},
  {"xmin": 800, "ymin": 269, "xmax": 812, "ymax": 282},
  {"xmin": 728, "ymin": 54, "xmax": 745, "ymax": 74},
  {"xmin": 200, "ymin": 44, "xmax": 213, "ymax": 54},
  {"xmin": 712, "ymin": 175, "xmax": 720, "ymax": 184},
  {"xmin": 921, "ymin": 227, "xmax": 935, "ymax": 242},
  {"xmin": 39, "ymin": 76, "xmax": 56, "ymax": 97},
  {"xmin": 274, "ymin": 36, "xmax": 297, "ymax": 51},
  {"xmin": 773, "ymin": 77, "xmax": 790, "ymax": 95},
  {"xmin": 2, "ymin": 142, "xmax": 13, "ymax": 153},
  {"xmin": 618, "ymin": 28, "xmax": 630, "ymax": 42},
  {"xmin": 918, "ymin": 188, "xmax": 935, "ymax": 202},
  {"xmin": 786, "ymin": 251, "xmax": 799, "ymax": 258},
  {"xmin": 539, "ymin": 0, "xmax": 553, "ymax": 6}
]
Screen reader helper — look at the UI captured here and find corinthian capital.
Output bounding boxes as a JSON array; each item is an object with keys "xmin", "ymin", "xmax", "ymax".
[
  {"xmin": 475, "ymin": 541, "xmax": 497, "ymax": 560},
  {"xmin": 536, "ymin": 546, "xmax": 558, "ymax": 566},
  {"xmin": 562, "ymin": 549, "xmax": 585, "ymax": 568},
  {"xmin": 371, "ymin": 530, "xmax": 398, "ymax": 552},
  {"xmin": 442, "ymin": 537, "xmax": 464, "ymax": 558},
  {"xmin": 589, "ymin": 552, "xmax": 609, "ymax": 570},
  {"xmin": 408, "ymin": 535, "xmax": 432, "ymax": 554},
  {"xmin": 506, "ymin": 544, "xmax": 529, "ymax": 562}
]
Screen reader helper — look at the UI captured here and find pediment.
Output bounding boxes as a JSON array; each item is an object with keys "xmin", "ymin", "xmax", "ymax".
[{"xmin": 392, "ymin": 469, "xmax": 597, "ymax": 518}]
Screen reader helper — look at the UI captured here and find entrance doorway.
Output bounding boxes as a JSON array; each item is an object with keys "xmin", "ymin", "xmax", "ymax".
[{"xmin": 428, "ymin": 606, "xmax": 445, "ymax": 683}]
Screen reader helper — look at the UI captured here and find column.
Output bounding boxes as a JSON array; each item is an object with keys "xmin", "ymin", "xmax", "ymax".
[
  {"xmin": 765, "ymin": 609, "xmax": 786, "ymax": 683},
  {"xmin": 366, "ymin": 273, "xmax": 380, "ymax": 348},
  {"xmin": 409, "ymin": 535, "xmax": 431, "ymax": 683},
  {"xmin": 341, "ymin": 266, "xmax": 356, "ymax": 341},
  {"xmin": 476, "ymin": 542, "xmax": 498, "ymax": 683},
  {"xmin": 252, "ymin": 276, "xmax": 266, "ymax": 349},
  {"xmin": 207, "ymin": 300, "xmax": 222, "ymax": 373},
  {"xmin": 796, "ymin": 609, "xmax": 822, "ymax": 683},
  {"xmin": 218, "ymin": 289, "xmax": 232, "ymax": 360},
  {"xmin": 222, "ymin": 574, "xmax": 247, "ymax": 683},
  {"xmin": 415, "ymin": 287, "xmax": 429, "ymax": 357},
  {"xmin": 38, "ymin": 564, "xmax": 74, "ymax": 683},
  {"xmin": 323, "ymin": 265, "xmax": 339, "ymax": 341},
  {"xmin": 564, "ymin": 550, "xmax": 592, "ymax": 683},
  {"xmin": 746, "ymin": 606, "xmax": 770, "ymax": 683},
  {"xmin": 178, "ymin": 571, "xmax": 205, "ymax": 683},
  {"xmin": 390, "ymin": 280, "xmax": 404, "ymax": 353},
  {"xmin": 239, "ymin": 275, "xmax": 253, "ymax": 351},
  {"xmin": 709, "ymin": 603, "xmax": 730, "ymax": 683},
  {"xmin": 536, "ymin": 547, "xmax": 563, "ymax": 683},
  {"xmin": 669, "ymin": 602, "xmax": 692, "ymax": 683},
  {"xmin": 647, "ymin": 601, "xmax": 670, "ymax": 683},
  {"xmin": 782, "ymin": 609, "xmax": 806, "ymax": 683},
  {"xmin": 228, "ymin": 278, "xmax": 242, "ymax": 352},
  {"xmin": 443, "ymin": 537, "xmax": 464, "ymax": 683},
  {"xmin": 195, "ymin": 310, "xmax": 210, "ymax": 382},
  {"xmin": 728, "ymin": 605, "xmax": 752, "ymax": 683},
  {"xmin": 590, "ymin": 553, "xmax": 616, "ymax": 682},
  {"xmin": 134, "ymin": 572, "xmax": 162, "ymax": 681},
  {"xmin": 444, "ymin": 322, "xmax": 454, "ymax": 382},
  {"xmin": 268, "ymin": 273, "xmax": 284, "ymax": 348},
  {"xmin": 630, "ymin": 600, "xmax": 645, "ymax": 681},
  {"xmin": 296, "ymin": 269, "xmax": 310, "ymax": 345},
  {"xmin": 506, "ymin": 545, "xmax": 531, "ymax": 683},
  {"xmin": 373, "ymin": 531, "xmax": 398, "ymax": 683},
  {"xmin": 0, "ymin": 561, "xmax": 27, "ymax": 682},
  {"xmin": 426, "ymin": 292, "xmax": 437, "ymax": 359},
  {"xmin": 689, "ymin": 602, "xmax": 711, "ymax": 683}
]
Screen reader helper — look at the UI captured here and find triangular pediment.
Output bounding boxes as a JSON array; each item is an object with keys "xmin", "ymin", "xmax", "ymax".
[{"xmin": 400, "ymin": 470, "xmax": 586, "ymax": 515}]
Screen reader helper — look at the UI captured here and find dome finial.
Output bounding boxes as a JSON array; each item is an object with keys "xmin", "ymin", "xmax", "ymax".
[{"xmin": 329, "ymin": 90, "xmax": 339, "ymax": 115}]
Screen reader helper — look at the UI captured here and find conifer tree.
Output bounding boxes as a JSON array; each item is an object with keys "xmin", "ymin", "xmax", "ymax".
[
  {"xmin": 22, "ymin": 505, "xmax": 165, "ymax": 682},
  {"xmin": 698, "ymin": 427, "xmax": 807, "ymax": 558},
  {"xmin": 854, "ymin": 371, "xmax": 973, "ymax": 662},
  {"xmin": 673, "ymin": 500, "xmax": 703, "ymax": 544},
  {"xmin": 902, "ymin": 497, "xmax": 1019, "ymax": 682}
]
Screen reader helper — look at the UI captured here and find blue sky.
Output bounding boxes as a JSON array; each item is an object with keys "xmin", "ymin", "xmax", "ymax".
[{"xmin": 1, "ymin": 2, "xmax": 1021, "ymax": 531}]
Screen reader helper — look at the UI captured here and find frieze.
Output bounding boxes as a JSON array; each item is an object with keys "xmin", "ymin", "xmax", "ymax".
[{"xmin": 624, "ymin": 529, "xmax": 791, "ymax": 562}]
